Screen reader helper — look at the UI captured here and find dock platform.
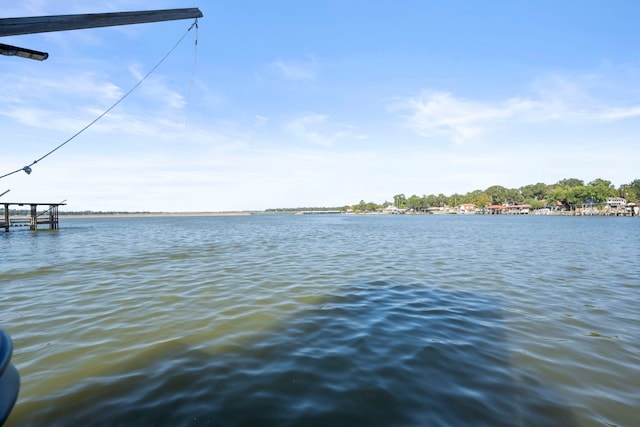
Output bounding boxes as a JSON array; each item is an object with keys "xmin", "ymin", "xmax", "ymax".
[{"xmin": 1, "ymin": 202, "xmax": 66, "ymax": 232}]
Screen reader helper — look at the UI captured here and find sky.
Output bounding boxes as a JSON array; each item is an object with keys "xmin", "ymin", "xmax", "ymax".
[{"xmin": 1, "ymin": 1, "xmax": 639, "ymax": 212}]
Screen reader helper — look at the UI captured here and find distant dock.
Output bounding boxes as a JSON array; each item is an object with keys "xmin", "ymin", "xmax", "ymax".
[{"xmin": 1, "ymin": 202, "xmax": 66, "ymax": 232}]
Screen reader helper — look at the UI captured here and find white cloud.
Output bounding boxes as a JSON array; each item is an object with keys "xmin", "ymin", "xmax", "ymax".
[
  {"xmin": 0, "ymin": 60, "xmax": 196, "ymax": 142},
  {"xmin": 392, "ymin": 91, "xmax": 534, "ymax": 142},
  {"xmin": 598, "ymin": 106, "xmax": 640, "ymax": 121},
  {"xmin": 0, "ymin": 70, "xmax": 122, "ymax": 131},
  {"xmin": 2, "ymin": 70, "xmax": 123, "ymax": 104},
  {"xmin": 129, "ymin": 64, "xmax": 187, "ymax": 110},
  {"xmin": 269, "ymin": 56, "xmax": 317, "ymax": 81},
  {"xmin": 394, "ymin": 72, "xmax": 640, "ymax": 143},
  {"xmin": 283, "ymin": 113, "xmax": 359, "ymax": 147},
  {"xmin": 285, "ymin": 113, "xmax": 332, "ymax": 146},
  {"xmin": 254, "ymin": 115, "xmax": 268, "ymax": 126}
]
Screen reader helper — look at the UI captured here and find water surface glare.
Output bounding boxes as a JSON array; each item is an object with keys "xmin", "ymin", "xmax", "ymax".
[{"xmin": 1, "ymin": 215, "xmax": 639, "ymax": 426}]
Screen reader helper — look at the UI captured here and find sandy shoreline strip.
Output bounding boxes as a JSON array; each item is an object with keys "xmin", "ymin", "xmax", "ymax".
[{"xmin": 60, "ymin": 212, "xmax": 253, "ymax": 219}]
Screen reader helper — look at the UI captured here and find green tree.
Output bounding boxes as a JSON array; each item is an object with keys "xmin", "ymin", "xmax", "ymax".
[
  {"xmin": 628, "ymin": 179, "xmax": 640, "ymax": 201},
  {"xmin": 393, "ymin": 194, "xmax": 406, "ymax": 208},
  {"xmin": 485, "ymin": 185, "xmax": 508, "ymax": 205},
  {"xmin": 566, "ymin": 186, "xmax": 589, "ymax": 205},
  {"xmin": 464, "ymin": 189, "xmax": 483, "ymax": 204},
  {"xmin": 525, "ymin": 199, "xmax": 546, "ymax": 209},
  {"xmin": 374, "ymin": 176, "xmax": 638, "ymax": 212},
  {"xmin": 474, "ymin": 192, "xmax": 492, "ymax": 207},
  {"xmin": 418, "ymin": 195, "xmax": 429, "ymax": 209},
  {"xmin": 557, "ymin": 178, "xmax": 584, "ymax": 187},
  {"xmin": 520, "ymin": 182, "xmax": 549, "ymax": 200},
  {"xmin": 424, "ymin": 194, "xmax": 438, "ymax": 207},
  {"xmin": 406, "ymin": 194, "xmax": 422, "ymax": 209},
  {"xmin": 504, "ymin": 188, "xmax": 524, "ymax": 204},
  {"xmin": 365, "ymin": 202, "xmax": 379, "ymax": 211},
  {"xmin": 586, "ymin": 178, "xmax": 616, "ymax": 202},
  {"xmin": 463, "ymin": 189, "xmax": 493, "ymax": 206},
  {"xmin": 547, "ymin": 185, "xmax": 571, "ymax": 208},
  {"xmin": 449, "ymin": 193, "xmax": 464, "ymax": 206},
  {"xmin": 588, "ymin": 178, "xmax": 613, "ymax": 188},
  {"xmin": 618, "ymin": 184, "xmax": 637, "ymax": 202}
]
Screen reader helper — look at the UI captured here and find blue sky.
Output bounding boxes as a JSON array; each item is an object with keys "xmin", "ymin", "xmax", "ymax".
[{"xmin": 1, "ymin": 1, "xmax": 639, "ymax": 211}]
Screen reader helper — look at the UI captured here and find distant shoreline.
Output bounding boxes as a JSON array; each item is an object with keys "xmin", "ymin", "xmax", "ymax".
[{"xmin": 60, "ymin": 212, "xmax": 253, "ymax": 219}]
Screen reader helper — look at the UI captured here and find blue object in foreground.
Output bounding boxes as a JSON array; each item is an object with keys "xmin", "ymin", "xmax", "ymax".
[{"xmin": 0, "ymin": 329, "xmax": 19, "ymax": 426}]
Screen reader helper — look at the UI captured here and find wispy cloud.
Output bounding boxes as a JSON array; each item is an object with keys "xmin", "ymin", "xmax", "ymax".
[
  {"xmin": 285, "ymin": 113, "xmax": 332, "ymax": 146},
  {"xmin": 1, "ymin": 70, "xmax": 123, "ymax": 104},
  {"xmin": 391, "ymin": 91, "xmax": 534, "ymax": 143},
  {"xmin": 283, "ymin": 113, "xmax": 360, "ymax": 147},
  {"xmin": 393, "ymin": 71, "xmax": 640, "ymax": 143},
  {"xmin": 598, "ymin": 106, "xmax": 640, "ymax": 120},
  {"xmin": 0, "ymin": 69, "xmax": 122, "ymax": 132},
  {"xmin": 269, "ymin": 56, "xmax": 318, "ymax": 81},
  {"xmin": 130, "ymin": 64, "xmax": 187, "ymax": 110},
  {"xmin": 254, "ymin": 115, "xmax": 268, "ymax": 126},
  {"xmin": 0, "ymin": 62, "xmax": 192, "ymax": 138}
]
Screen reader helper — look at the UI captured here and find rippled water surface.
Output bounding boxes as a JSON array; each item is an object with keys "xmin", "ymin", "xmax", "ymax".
[{"xmin": 1, "ymin": 214, "xmax": 639, "ymax": 426}]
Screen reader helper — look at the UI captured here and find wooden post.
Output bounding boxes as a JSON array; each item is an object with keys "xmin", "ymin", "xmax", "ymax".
[
  {"xmin": 30, "ymin": 204, "xmax": 37, "ymax": 230},
  {"xmin": 2, "ymin": 203, "xmax": 8, "ymax": 232},
  {"xmin": 49, "ymin": 204, "xmax": 59, "ymax": 229}
]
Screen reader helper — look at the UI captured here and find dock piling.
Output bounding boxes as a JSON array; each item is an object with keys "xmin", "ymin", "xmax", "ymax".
[{"xmin": 1, "ymin": 202, "xmax": 66, "ymax": 231}]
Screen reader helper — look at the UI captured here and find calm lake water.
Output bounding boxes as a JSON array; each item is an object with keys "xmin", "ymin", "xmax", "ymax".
[{"xmin": 1, "ymin": 214, "xmax": 638, "ymax": 426}]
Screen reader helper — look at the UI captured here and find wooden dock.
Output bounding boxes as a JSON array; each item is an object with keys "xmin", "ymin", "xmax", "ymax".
[{"xmin": 1, "ymin": 202, "xmax": 66, "ymax": 232}]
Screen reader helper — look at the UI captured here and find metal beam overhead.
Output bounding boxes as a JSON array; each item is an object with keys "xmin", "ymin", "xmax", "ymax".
[{"xmin": 0, "ymin": 8, "xmax": 203, "ymax": 37}]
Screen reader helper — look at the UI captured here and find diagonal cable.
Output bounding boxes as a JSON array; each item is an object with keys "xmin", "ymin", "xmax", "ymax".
[{"xmin": 1, "ymin": 18, "xmax": 198, "ymax": 180}]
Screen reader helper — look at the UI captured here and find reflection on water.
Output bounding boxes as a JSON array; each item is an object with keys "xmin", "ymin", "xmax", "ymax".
[{"xmin": 12, "ymin": 282, "xmax": 576, "ymax": 427}]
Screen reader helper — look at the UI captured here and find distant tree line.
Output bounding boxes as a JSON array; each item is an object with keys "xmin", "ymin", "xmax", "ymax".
[
  {"xmin": 265, "ymin": 207, "xmax": 344, "ymax": 213},
  {"xmin": 348, "ymin": 178, "xmax": 640, "ymax": 213}
]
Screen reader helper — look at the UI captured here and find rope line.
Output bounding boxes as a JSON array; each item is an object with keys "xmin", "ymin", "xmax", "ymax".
[
  {"xmin": 0, "ymin": 19, "xmax": 199, "ymax": 180},
  {"xmin": 186, "ymin": 19, "xmax": 199, "ymax": 103}
]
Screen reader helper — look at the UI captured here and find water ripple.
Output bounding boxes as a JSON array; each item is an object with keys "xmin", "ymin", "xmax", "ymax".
[{"xmin": 1, "ymin": 215, "xmax": 639, "ymax": 426}]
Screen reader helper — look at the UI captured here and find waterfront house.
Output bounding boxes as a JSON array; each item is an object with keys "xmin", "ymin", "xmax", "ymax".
[
  {"xmin": 383, "ymin": 205, "xmax": 405, "ymax": 214},
  {"xmin": 457, "ymin": 203, "xmax": 477, "ymax": 214},
  {"xmin": 604, "ymin": 197, "xmax": 627, "ymax": 216}
]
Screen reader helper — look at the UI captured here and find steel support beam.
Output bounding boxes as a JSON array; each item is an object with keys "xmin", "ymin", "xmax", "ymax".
[{"xmin": 0, "ymin": 8, "xmax": 203, "ymax": 37}]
